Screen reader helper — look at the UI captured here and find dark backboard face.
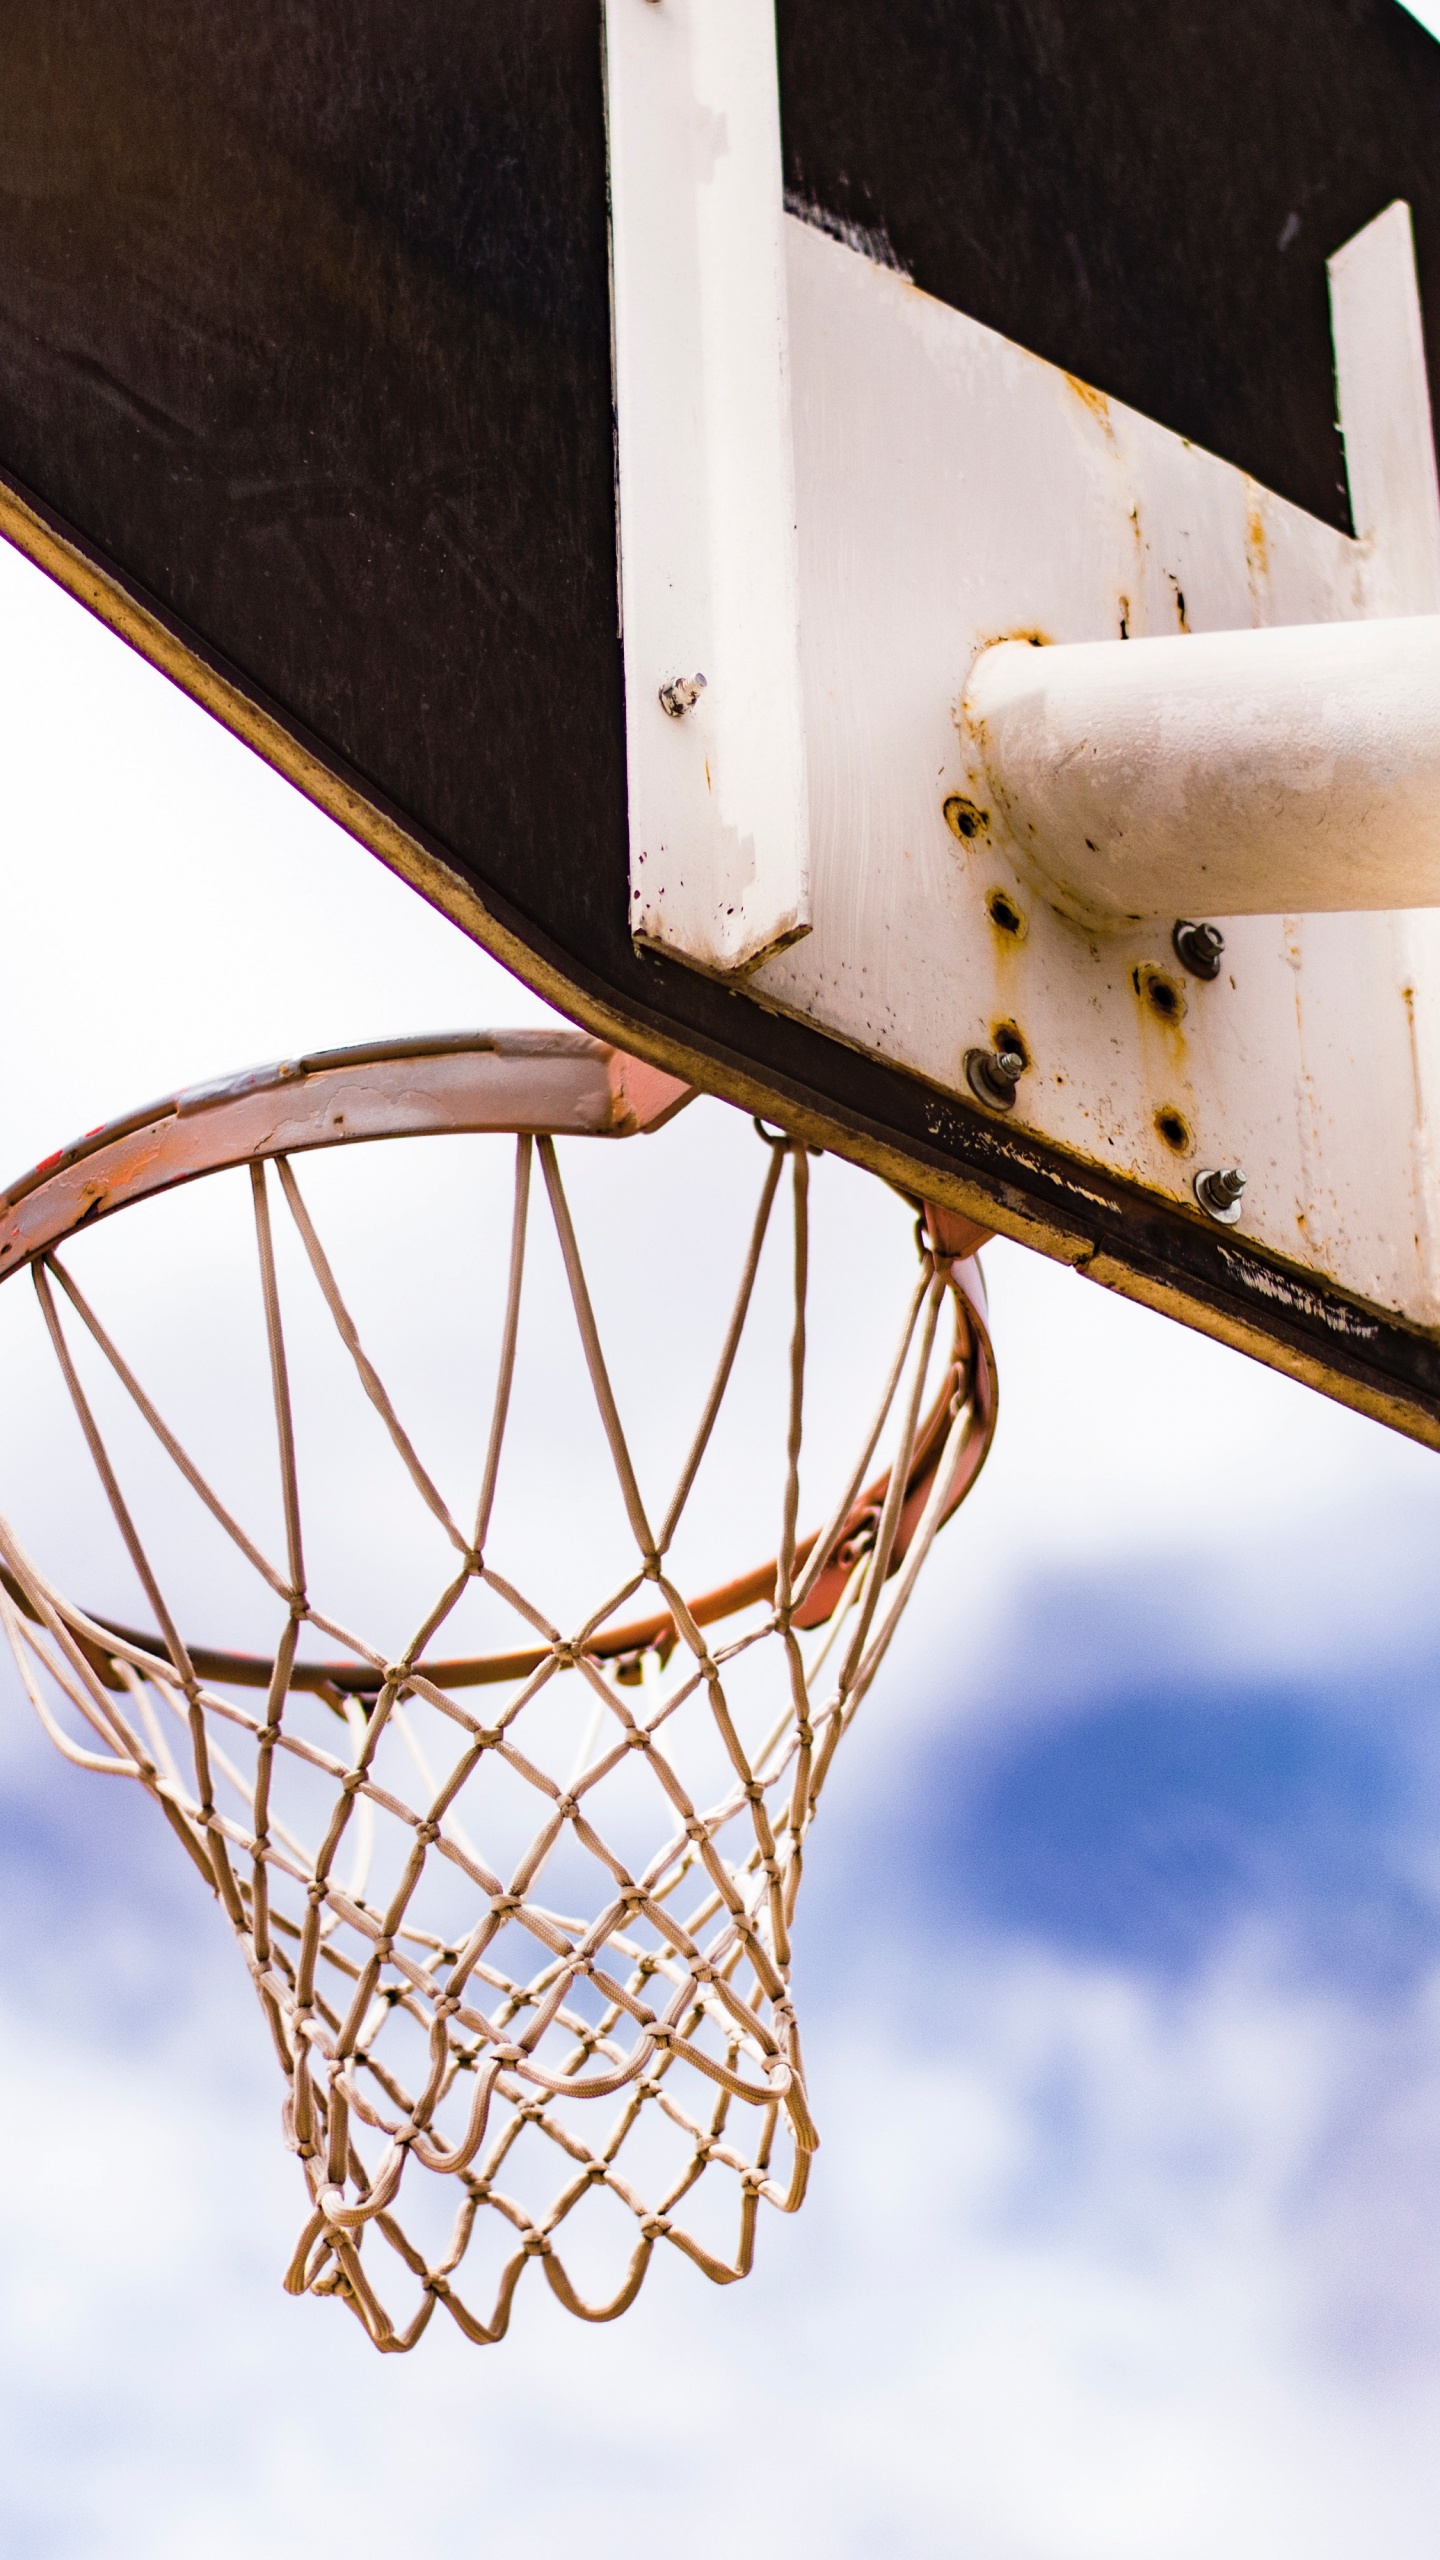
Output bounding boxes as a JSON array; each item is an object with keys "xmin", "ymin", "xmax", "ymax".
[{"xmin": 4, "ymin": 0, "xmax": 1440, "ymax": 1441}]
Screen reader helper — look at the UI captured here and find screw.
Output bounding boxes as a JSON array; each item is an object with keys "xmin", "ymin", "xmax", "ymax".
[
  {"xmin": 1172, "ymin": 919, "xmax": 1225, "ymax": 980},
  {"xmin": 965, "ymin": 1046, "xmax": 1026, "ymax": 1111},
  {"xmin": 1194, "ymin": 1165, "xmax": 1246, "ymax": 1223},
  {"xmin": 659, "ymin": 672, "xmax": 707, "ymax": 718}
]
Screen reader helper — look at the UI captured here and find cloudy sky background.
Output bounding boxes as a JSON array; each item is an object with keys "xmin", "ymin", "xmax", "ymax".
[{"xmin": 6, "ymin": 218, "xmax": 1440, "ymax": 2548}]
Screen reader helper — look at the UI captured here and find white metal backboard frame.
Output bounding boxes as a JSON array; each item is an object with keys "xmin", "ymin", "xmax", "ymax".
[
  {"xmin": 604, "ymin": 0, "xmax": 1440, "ymax": 1352},
  {"xmin": 749, "ymin": 203, "xmax": 1440, "ymax": 1333}
]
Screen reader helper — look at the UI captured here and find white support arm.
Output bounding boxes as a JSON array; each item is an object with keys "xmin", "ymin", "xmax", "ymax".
[{"xmin": 962, "ymin": 615, "xmax": 1440, "ymax": 926}]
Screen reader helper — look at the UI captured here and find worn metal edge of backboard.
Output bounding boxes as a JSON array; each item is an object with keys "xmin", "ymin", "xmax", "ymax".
[{"xmin": 4, "ymin": 466, "xmax": 1439, "ymax": 1453}]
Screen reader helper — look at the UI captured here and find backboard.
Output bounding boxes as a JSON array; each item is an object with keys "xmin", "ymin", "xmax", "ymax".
[{"xmin": 4, "ymin": 0, "xmax": 1440, "ymax": 1440}]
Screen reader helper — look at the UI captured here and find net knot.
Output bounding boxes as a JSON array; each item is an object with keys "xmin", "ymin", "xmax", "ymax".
[
  {"xmin": 626, "ymin": 1727, "xmax": 652, "ymax": 1753},
  {"xmin": 553, "ymin": 1794, "xmax": 579, "ymax": 1822},
  {"xmin": 640, "ymin": 2213, "xmax": 672, "ymax": 2240},
  {"xmin": 413, "ymin": 1818, "xmax": 441, "ymax": 1845},
  {"xmin": 522, "ymin": 2230, "xmax": 552, "ymax": 2258},
  {"xmin": 257, "ymin": 1722, "xmax": 283, "ymax": 1748},
  {"xmin": 489, "ymin": 1891, "xmax": 523, "ymax": 1921}
]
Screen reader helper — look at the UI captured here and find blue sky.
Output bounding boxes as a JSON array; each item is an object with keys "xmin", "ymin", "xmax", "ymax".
[{"xmin": 4, "ymin": 422, "xmax": 1440, "ymax": 2554}]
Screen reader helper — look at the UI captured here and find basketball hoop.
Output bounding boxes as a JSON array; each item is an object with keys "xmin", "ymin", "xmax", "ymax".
[{"xmin": 0, "ymin": 1031, "xmax": 996, "ymax": 2352}]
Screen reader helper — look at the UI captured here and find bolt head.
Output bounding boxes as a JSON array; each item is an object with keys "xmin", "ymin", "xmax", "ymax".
[
  {"xmin": 965, "ymin": 1046, "xmax": 1026, "ymax": 1111},
  {"xmin": 1195, "ymin": 1165, "xmax": 1246, "ymax": 1223},
  {"xmin": 659, "ymin": 671, "xmax": 707, "ymax": 718},
  {"xmin": 1172, "ymin": 918, "xmax": 1226, "ymax": 980}
]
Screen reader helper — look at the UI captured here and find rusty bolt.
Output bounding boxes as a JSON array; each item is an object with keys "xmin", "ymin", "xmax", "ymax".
[
  {"xmin": 1172, "ymin": 919, "xmax": 1225, "ymax": 980},
  {"xmin": 1194, "ymin": 1165, "xmax": 1246, "ymax": 1223},
  {"xmin": 965, "ymin": 1046, "xmax": 1026, "ymax": 1111},
  {"xmin": 659, "ymin": 672, "xmax": 707, "ymax": 718}
]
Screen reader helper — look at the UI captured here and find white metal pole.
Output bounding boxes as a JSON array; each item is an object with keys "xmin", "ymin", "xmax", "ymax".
[{"xmin": 962, "ymin": 614, "xmax": 1440, "ymax": 926}]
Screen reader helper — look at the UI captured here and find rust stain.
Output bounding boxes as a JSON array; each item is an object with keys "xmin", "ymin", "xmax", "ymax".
[
  {"xmin": 943, "ymin": 793, "xmax": 989, "ymax": 842},
  {"xmin": 1398, "ymin": 981, "xmax": 1437, "ymax": 1276},
  {"xmin": 1064, "ymin": 373, "xmax": 1116, "ymax": 443},
  {"xmin": 1132, "ymin": 965, "xmax": 1187, "ymax": 1032},
  {"xmin": 1401, "ymin": 982, "xmax": 1425, "ymax": 1120},
  {"xmin": 985, "ymin": 886, "xmax": 1027, "ymax": 942},
  {"xmin": 1131, "ymin": 969, "xmax": 1193, "ymax": 1147},
  {"xmin": 1284, "ymin": 917, "xmax": 1340, "ymax": 1265},
  {"xmin": 971, "ymin": 627, "xmax": 1054, "ymax": 656},
  {"xmin": 1245, "ymin": 485, "xmax": 1270, "ymax": 621}
]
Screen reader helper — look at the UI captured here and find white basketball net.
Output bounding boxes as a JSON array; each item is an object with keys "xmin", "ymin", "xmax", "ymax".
[{"xmin": 0, "ymin": 1124, "xmax": 987, "ymax": 2351}]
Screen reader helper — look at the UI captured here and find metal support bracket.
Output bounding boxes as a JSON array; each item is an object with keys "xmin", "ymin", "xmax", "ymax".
[{"xmin": 604, "ymin": 0, "xmax": 810, "ymax": 977}]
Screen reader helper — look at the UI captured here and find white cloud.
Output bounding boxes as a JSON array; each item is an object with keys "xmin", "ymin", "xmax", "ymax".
[{"xmin": 3, "ymin": 1904, "xmax": 1440, "ymax": 2557}]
